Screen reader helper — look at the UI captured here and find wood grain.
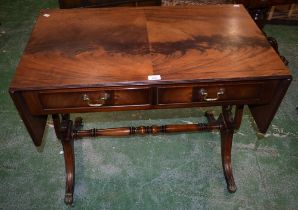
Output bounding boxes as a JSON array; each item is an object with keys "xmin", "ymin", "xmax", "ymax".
[
  {"xmin": 9, "ymin": 91, "xmax": 47, "ymax": 146},
  {"xmin": 10, "ymin": 6, "xmax": 291, "ymax": 91},
  {"xmin": 11, "ymin": 8, "xmax": 153, "ymax": 90},
  {"xmin": 8, "ymin": 7, "xmax": 292, "ymax": 202},
  {"xmin": 145, "ymin": 6, "xmax": 288, "ymax": 81},
  {"xmin": 8, "ymin": 6, "xmax": 292, "ymax": 143}
]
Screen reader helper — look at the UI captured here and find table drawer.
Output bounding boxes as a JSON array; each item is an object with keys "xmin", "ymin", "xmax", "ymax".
[
  {"xmin": 23, "ymin": 87, "xmax": 151, "ymax": 114},
  {"xmin": 158, "ymin": 82, "xmax": 275, "ymax": 105}
]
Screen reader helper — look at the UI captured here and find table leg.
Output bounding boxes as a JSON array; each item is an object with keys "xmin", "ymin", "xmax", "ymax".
[
  {"xmin": 52, "ymin": 114, "xmax": 61, "ymax": 140},
  {"xmin": 60, "ymin": 118, "xmax": 75, "ymax": 205},
  {"xmin": 234, "ymin": 105, "xmax": 244, "ymax": 130},
  {"xmin": 52, "ymin": 114, "xmax": 70, "ymax": 140},
  {"xmin": 54, "ymin": 106, "xmax": 244, "ymax": 204},
  {"xmin": 220, "ymin": 105, "xmax": 237, "ymax": 193}
]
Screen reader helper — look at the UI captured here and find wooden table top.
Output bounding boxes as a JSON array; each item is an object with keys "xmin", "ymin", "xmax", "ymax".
[{"xmin": 10, "ymin": 5, "xmax": 291, "ymax": 91}]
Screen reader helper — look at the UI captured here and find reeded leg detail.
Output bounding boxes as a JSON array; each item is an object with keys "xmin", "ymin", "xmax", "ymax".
[
  {"xmin": 220, "ymin": 106, "xmax": 237, "ymax": 193},
  {"xmin": 60, "ymin": 119, "xmax": 75, "ymax": 205}
]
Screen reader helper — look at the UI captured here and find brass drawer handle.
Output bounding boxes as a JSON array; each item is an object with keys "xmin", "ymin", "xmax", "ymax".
[
  {"xmin": 199, "ymin": 88, "xmax": 225, "ymax": 102},
  {"xmin": 83, "ymin": 93, "xmax": 109, "ymax": 107}
]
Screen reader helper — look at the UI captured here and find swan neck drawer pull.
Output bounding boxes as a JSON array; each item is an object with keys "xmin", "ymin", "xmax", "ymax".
[
  {"xmin": 83, "ymin": 93, "xmax": 109, "ymax": 107},
  {"xmin": 199, "ymin": 88, "xmax": 225, "ymax": 102}
]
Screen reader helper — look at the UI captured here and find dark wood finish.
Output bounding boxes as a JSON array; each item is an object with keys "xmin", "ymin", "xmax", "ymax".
[
  {"xmin": 235, "ymin": 0, "xmax": 296, "ymax": 66},
  {"xmin": 10, "ymin": 6, "xmax": 290, "ymax": 91},
  {"xmin": 52, "ymin": 114, "xmax": 62, "ymax": 139},
  {"xmin": 73, "ymin": 121, "xmax": 221, "ymax": 138},
  {"xmin": 21, "ymin": 80, "xmax": 278, "ymax": 115},
  {"xmin": 60, "ymin": 116, "xmax": 75, "ymax": 205},
  {"xmin": 58, "ymin": 0, "xmax": 161, "ymax": 9},
  {"xmin": 235, "ymin": 1, "xmax": 296, "ymax": 65},
  {"xmin": 220, "ymin": 105, "xmax": 237, "ymax": 192},
  {"xmin": 234, "ymin": 105, "xmax": 244, "ymax": 130},
  {"xmin": 249, "ymin": 78, "xmax": 291, "ymax": 133},
  {"xmin": 9, "ymin": 91, "xmax": 47, "ymax": 146},
  {"xmin": 9, "ymin": 6, "xmax": 292, "ymax": 205},
  {"xmin": 58, "ymin": 105, "xmax": 241, "ymax": 204}
]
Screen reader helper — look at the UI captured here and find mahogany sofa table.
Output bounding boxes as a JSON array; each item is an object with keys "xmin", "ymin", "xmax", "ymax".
[{"xmin": 9, "ymin": 5, "xmax": 291, "ymax": 205}]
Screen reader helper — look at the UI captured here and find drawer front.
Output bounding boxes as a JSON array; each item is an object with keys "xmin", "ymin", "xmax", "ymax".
[
  {"xmin": 23, "ymin": 81, "xmax": 278, "ymax": 115},
  {"xmin": 23, "ymin": 87, "xmax": 151, "ymax": 114},
  {"xmin": 158, "ymin": 82, "xmax": 274, "ymax": 105}
]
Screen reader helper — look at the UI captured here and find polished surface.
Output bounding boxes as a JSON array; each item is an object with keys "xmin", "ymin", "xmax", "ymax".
[
  {"xmin": 10, "ymin": 6, "xmax": 290, "ymax": 91},
  {"xmin": 9, "ymin": 6, "xmax": 292, "ymax": 147},
  {"xmin": 3, "ymin": 2, "xmax": 296, "ymax": 208}
]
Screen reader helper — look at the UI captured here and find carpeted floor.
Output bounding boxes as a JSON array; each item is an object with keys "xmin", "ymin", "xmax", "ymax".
[{"xmin": 0, "ymin": 1, "xmax": 298, "ymax": 209}]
